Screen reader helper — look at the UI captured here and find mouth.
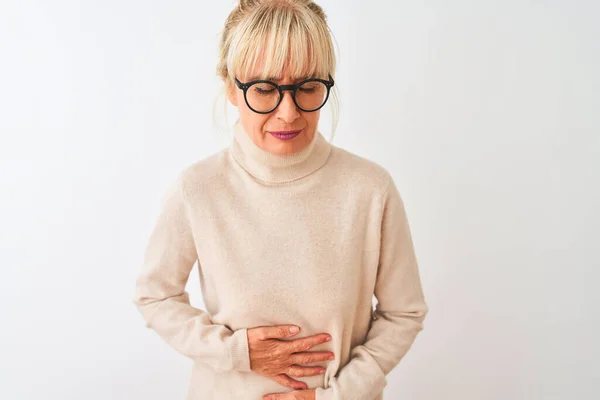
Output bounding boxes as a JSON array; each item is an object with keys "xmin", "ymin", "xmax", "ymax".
[{"xmin": 268, "ymin": 129, "xmax": 302, "ymax": 140}]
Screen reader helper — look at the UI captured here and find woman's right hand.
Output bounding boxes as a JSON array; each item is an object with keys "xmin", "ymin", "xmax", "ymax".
[{"xmin": 247, "ymin": 325, "xmax": 335, "ymax": 390}]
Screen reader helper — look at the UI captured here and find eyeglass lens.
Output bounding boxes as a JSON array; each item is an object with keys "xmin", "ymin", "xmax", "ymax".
[{"xmin": 246, "ymin": 81, "xmax": 328, "ymax": 112}]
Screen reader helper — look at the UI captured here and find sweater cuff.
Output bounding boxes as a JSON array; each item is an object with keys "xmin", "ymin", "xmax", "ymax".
[
  {"xmin": 314, "ymin": 360, "xmax": 387, "ymax": 400},
  {"xmin": 228, "ymin": 328, "xmax": 252, "ymax": 372}
]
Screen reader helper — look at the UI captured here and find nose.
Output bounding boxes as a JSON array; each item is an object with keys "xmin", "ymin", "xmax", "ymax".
[{"xmin": 275, "ymin": 90, "xmax": 300, "ymax": 123}]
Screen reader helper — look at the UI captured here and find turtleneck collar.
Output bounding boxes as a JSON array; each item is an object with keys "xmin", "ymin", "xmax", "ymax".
[{"xmin": 229, "ymin": 119, "xmax": 332, "ymax": 184}]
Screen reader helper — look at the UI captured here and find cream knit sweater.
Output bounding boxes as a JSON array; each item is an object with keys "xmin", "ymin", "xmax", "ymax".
[{"xmin": 132, "ymin": 120, "xmax": 429, "ymax": 400}]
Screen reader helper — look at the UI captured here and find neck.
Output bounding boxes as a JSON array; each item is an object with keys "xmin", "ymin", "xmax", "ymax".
[{"xmin": 229, "ymin": 119, "xmax": 332, "ymax": 184}]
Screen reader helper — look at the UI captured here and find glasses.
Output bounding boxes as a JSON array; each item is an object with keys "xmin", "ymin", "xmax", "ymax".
[{"xmin": 234, "ymin": 74, "xmax": 335, "ymax": 114}]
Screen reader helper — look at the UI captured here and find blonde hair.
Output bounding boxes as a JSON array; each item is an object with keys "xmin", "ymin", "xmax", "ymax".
[{"xmin": 213, "ymin": 0, "xmax": 340, "ymax": 141}]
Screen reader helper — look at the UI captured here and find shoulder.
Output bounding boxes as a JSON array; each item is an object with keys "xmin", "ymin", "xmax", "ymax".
[
  {"xmin": 173, "ymin": 148, "xmax": 230, "ymax": 196},
  {"xmin": 328, "ymin": 144, "xmax": 394, "ymax": 195}
]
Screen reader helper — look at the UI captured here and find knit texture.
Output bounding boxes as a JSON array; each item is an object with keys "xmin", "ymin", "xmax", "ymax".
[{"xmin": 133, "ymin": 120, "xmax": 429, "ymax": 400}]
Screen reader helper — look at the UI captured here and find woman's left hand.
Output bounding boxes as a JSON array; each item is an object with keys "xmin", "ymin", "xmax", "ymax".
[{"xmin": 262, "ymin": 388, "xmax": 316, "ymax": 400}]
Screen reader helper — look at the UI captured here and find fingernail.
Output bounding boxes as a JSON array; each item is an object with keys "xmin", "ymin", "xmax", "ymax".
[
  {"xmin": 290, "ymin": 326, "xmax": 299, "ymax": 333},
  {"xmin": 325, "ymin": 336, "xmax": 331, "ymax": 341}
]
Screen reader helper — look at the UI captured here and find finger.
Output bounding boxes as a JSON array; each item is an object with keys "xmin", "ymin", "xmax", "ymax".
[
  {"xmin": 262, "ymin": 390, "xmax": 299, "ymax": 400},
  {"xmin": 262, "ymin": 392, "xmax": 290, "ymax": 400},
  {"xmin": 272, "ymin": 373, "xmax": 308, "ymax": 390},
  {"xmin": 290, "ymin": 351, "xmax": 335, "ymax": 365},
  {"xmin": 288, "ymin": 333, "xmax": 331, "ymax": 353},
  {"xmin": 285, "ymin": 364, "xmax": 326, "ymax": 377},
  {"xmin": 257, "ymin": 325, "xmax": 301, "ymax": 341}
]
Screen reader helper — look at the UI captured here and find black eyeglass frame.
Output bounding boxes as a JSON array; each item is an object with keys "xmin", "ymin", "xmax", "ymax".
[{"xmin": 234, "ymin": 74, "xmax": 335, "ymax": 114}]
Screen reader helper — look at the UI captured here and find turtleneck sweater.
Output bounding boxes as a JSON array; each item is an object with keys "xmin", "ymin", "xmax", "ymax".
[{"xmin": 132, "ymin": 120, "xmax": 429, "ymax": 400}]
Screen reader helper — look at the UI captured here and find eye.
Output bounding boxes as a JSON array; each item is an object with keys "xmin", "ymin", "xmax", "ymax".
[
  {"xmin": 299, "ymin": 86, "xmax": 317, "ymax": 93},
  {"xmin": 298, "ymin": 82, "xmax": 323, "ymax": 93},
  {"xmin": 256, "ymin": 87, "xmax": 276, "ymax": 94},
  {"xmin": 251, "ymin": 83, "xmax": 278, "ymax": 96}
]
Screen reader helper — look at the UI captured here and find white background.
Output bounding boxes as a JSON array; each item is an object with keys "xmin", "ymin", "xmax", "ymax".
[{"xmin": 1, "ymin": 0, "xmax": 599, "ymax": 399}]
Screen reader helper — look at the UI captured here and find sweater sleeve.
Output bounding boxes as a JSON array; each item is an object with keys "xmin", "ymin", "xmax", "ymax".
[
  {"xmin": 315, "ymin": 173, "xmax": 429, "ymax": 400},
  {"xmin": 132, "ymin": 172, "xmax": 252, "ymax": 373}
]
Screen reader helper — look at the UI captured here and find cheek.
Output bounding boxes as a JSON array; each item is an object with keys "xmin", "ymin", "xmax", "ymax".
[
  {"xmin": 235, "ymin": 91, "xmax": 246, "ymax": 109},
  {"xmin": 302, "ymin": 111, "xmax": 320, "ymax": 128},
  {"xmin": 239, "ymin": 107, "xmax": 270, "ymax": 131}
]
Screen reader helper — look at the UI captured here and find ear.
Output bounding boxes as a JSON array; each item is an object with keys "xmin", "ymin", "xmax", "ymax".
[{"xmin": 226, "ymin": 82, "xmax": 238, "ymax": 107}]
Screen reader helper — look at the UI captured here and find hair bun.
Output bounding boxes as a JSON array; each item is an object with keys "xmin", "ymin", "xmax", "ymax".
[{"xmin": 239, "ymin": 0, "xmax": 260, "ymax": 10}]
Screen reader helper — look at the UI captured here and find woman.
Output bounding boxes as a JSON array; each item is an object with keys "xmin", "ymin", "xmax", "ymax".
[{"xmin": 132, "ymin": 1, "xmax": 429, "ymax": 399}]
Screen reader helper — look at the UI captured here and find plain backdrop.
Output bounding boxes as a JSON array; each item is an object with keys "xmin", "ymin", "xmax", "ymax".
[{"xmin": 1, "ymin": 0, "xmax": 599, "ymax": 399}]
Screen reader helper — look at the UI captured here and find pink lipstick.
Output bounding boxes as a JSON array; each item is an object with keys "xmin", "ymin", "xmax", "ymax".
[{"xmin": 269, "ymin": 129, "xmax": 302, "ymax": 140}]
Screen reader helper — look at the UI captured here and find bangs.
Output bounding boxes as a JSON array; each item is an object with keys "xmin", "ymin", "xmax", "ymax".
[{"xmin": 227, "ymin": 3, "xmax": 335, "ymax": 82}]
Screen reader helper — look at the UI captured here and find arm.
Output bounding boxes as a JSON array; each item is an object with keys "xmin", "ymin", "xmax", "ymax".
[
  {"xmin": 132, "ymin": 171, "xmax": 251, "ymax": 372},
  {"xmin": 315, "ymin": 173, "xmax": 429, "ymax": 400}
]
